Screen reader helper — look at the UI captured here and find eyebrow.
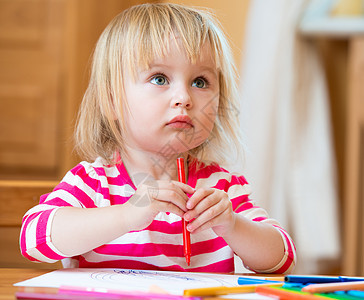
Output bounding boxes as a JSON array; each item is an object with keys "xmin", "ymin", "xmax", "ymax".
[
  {"xmin": 145, "ymin": 63, "xmax": 218, "ymax": 78},
  {"xmin": 199, "ymin": 66, "xmax": 218, "ymax": 78}
]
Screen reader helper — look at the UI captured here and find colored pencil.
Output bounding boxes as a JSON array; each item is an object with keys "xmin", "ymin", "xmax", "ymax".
[
  {"xmin": 60, "ymin": 286, "xmax": 200, "ymax": 300},
  {"xmin": 238, "ymin": 277, "xmax": 284, "ymax": 284},
  {"xmin": 256, "ymin": 286, "xmax": 329, "ymax": 299},
  {"xmin": 285, "ymin": 275, "xmax": 364, "ymax": 284},
  {"xmin": 177, "ymin": 157, "xmax": 191, "ymax": 266},
  {"xmin": 302, "ymin": 281, "xmax": 364, "ymax": 293},
  {"xmin": 183, "ymin": 282, "xmax": 284, "ymax": 296}
]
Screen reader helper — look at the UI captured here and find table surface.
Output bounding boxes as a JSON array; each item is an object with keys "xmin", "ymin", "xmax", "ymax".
[{"xmin": 0, "ymin": 268, "xmax": 53, "ymax": 300}]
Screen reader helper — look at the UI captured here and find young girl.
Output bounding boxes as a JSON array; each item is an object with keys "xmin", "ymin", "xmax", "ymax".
[{"xmin": 20, "ymin": 3, "xmax": 296, "ymax": 273}]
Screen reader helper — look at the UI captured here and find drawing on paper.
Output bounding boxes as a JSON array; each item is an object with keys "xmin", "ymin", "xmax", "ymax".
[{"xmin": 88, "ymin": 269, "xmax": 237, "ymax": 291}]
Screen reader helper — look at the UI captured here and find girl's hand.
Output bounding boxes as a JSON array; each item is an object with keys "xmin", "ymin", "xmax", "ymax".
[
  {"xmin": 183, "ymin": 188, "xmax": 236, "ymax": 237},
  {"xmin": 124, "ymin": 180, "xmax": 195, "ymax": 232}
]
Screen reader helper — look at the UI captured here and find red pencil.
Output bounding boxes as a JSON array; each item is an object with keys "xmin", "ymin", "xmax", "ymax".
[{"xmin": 177, "ymin": 157, "xmax": 191, "ymax": 266}]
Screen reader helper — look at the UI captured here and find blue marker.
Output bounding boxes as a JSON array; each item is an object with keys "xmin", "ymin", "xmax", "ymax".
[
  {"xmin": 285, "ymin": 275, "xmax": 341, "ymax": 284},
  {"xmin": 284, "ymin": 275, "xmax": 364, "ymax": 285},
  {"xmin": 238, "ymin": 277, "xmax": 281, "ymax": 285},
  {"xmin": 340, "ymin": 276, "xmax": 364, "ymax": 282},
  {"xmin": 347, "ymin": 290, "xmax": 364, "ymax": 299}
]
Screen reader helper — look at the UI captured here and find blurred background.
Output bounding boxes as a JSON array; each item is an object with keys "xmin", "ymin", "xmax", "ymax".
[{"xmin": 0, "ymin": 0, "xmax": 363, "ymax": 276}]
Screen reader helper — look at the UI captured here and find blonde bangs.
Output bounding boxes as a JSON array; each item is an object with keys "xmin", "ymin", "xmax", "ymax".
[{"xmin": 122, "ymin": 4, "xmax": 222, "ymax": 77}]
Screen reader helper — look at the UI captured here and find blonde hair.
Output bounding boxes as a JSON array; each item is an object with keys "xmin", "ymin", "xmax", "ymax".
[{"xmin": 75, "ymin": 3, "xmax": 242, "ymax": 166}]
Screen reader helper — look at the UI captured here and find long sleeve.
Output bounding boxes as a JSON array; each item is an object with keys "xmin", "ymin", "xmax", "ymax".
[
  {"xmin": 225, "ymin": 174, "xmax": 296, "ymax": 274},
  {"xmin": 19, "ymin": 161, "xmax": 102, "ymax": 262}
]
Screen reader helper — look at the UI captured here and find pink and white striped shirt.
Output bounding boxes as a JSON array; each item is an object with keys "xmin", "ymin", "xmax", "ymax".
[{"xmin": 20, "ymin": 157, "xmax": 296, "ymax": 273}]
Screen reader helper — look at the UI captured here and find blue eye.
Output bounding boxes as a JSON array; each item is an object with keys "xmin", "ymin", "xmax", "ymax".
[
  {"xmin": 192, "ymin": 78, "xmax": 207, "ymax": 88},
  {"xmin": 151, "ymin": 75, "xmax": 168, "ymax": 85}
]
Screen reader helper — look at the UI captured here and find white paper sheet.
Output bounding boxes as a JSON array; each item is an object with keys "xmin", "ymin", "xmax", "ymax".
[{"xmin": 14, "ymin": 268, "xmax": 274, "ymax": 299}]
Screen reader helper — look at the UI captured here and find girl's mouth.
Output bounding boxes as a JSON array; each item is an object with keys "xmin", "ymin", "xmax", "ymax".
[{"xmin": 166, "ymin": 115, "xmax": 193, "ymax": 129}]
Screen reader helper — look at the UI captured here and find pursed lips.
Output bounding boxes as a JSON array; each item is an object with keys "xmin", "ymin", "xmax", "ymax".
[{"xmin": 166, "ymin": 115, "xmax": 193, "ymax": 129}]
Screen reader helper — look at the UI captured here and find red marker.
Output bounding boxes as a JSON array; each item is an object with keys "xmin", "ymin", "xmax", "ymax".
[{"xmin": 177, "ymin": 157, "xmax": 191, "ymax": 266}]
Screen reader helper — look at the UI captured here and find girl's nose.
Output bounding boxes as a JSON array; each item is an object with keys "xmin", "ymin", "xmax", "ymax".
[
  {"xmin": 172, "ymin": 86, "xmax": 192, "ymax": 109},
  {"xmin": 174, "ymin": 100, "xmax": 191, "ymax": 108}
]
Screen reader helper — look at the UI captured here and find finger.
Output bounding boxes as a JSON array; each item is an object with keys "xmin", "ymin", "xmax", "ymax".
[
  {"xmin": 150, "ymin": 184, "xmax": 189, "ymax": 212},
  {"xmin": 183, "ymin": 194, "xmax": 225, "ymax": 222},
  {"xmin": 159, "ymin": 181, "xmax": 191, "ymax": 202},
  {"xmin": 149, "ymin": 181, "xmax": 187, "ymax": 204},
  {"xmin": 186, "ymin": 194, "xmax": 230, "ymax": 228},
  {"xmin": 185, "ymin": 190, "xmax": 221, "ymax": 221},
  {"xmin": 187, "ymin": 204, "xmax": 229, "ymax": 233},
  {"xmin": 186, "ymin": 188, "xmax": 214, "ymax": 210},
  {"xmin": 155, "ymin": 201, "xmax": 186, "ymax": 218},
  {"xmin": 171, "ymin": 181, "xmax": 195, "ymax": 195}
]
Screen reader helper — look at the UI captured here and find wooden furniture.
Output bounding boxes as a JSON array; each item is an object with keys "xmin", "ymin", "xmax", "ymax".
[
  {"xmin": 0, "ymin": 268, "xmax": 52, "ymax": 300},
  {"xmin": 0, "ymin": 180, "xmax": 61, "ymax": 269},
  {"xmin": 320, "ymin": 35, "xmax": 364, "ymax": 276},
  {"xmin": 300, "ymin": 15, "xmax": 364, "ymax": 275},
  {"xmin": 343, "ymin": 36, "xmax": 364, "ymax": 276},
  {"xmin": 321, "ymin": 35, "xmax": 364, "ymax": 276},
  {"xmin": 0, "ymin": 0, "xmax": 62, "ymax": 178},
  {"xmin": 0, "ymin": 0, "xmax": 151, "ymax": 180}
]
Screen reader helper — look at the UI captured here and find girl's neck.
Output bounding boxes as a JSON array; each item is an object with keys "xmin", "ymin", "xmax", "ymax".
[{"xmin": 121, "ymin": 149, "xmax": 188, "ymax": 183}]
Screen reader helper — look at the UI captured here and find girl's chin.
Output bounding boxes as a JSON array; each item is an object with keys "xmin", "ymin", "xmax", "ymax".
[{"xmin": 160, "ymin": 139, "xmax": 202, "ymax": 155}]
